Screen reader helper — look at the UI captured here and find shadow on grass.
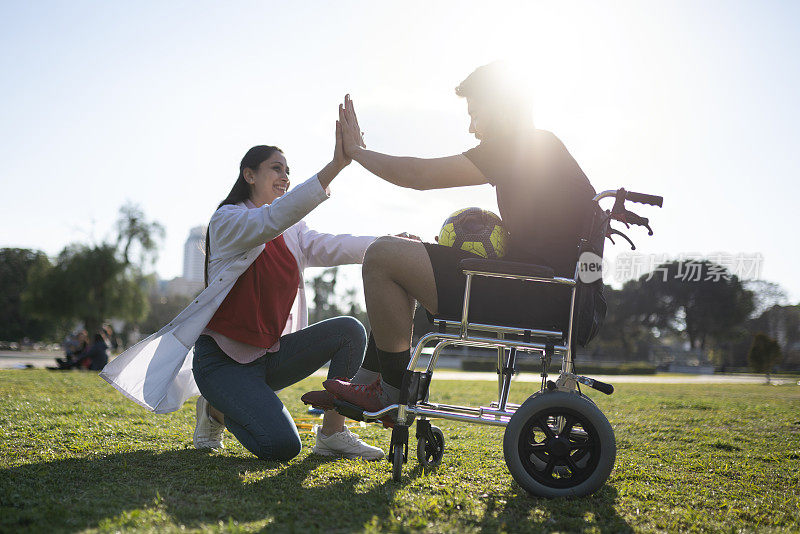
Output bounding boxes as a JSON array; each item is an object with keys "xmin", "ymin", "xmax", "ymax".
[
  {"xmin": 477, "ymin": 484, "xmax": 632, "ymax": 533},
  {"xmin": 0, "ymin": 449, "xmax": 400, "ymax": 532},
  {"xmin": 1, "ymin": 447, "xmax": 632, "ymax": 533}
]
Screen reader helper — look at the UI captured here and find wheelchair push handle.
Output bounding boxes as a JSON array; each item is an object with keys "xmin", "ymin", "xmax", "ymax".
[{"xmin": 624, "ymin": 190, "xmax": 663, "ymax": 207}]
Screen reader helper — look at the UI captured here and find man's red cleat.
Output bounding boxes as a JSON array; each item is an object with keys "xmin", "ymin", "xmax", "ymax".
[
  {"xmin": 323, "ymin": 378, "xmax": 395, "ymax": 428},
  {"xmin": 300, "ymin": 389, "xmax": 336, "ymax": 411}
]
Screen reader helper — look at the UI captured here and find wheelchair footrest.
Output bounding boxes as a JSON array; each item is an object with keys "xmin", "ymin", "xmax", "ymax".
[{"xmin": 333, "ymin": 399, "xmax": 367, "ymax": 421}]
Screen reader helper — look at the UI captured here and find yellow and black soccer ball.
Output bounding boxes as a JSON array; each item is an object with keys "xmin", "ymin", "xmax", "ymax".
[{"xmin": 438, "ymin": 207, "xmax": 509, "ymax": 259}]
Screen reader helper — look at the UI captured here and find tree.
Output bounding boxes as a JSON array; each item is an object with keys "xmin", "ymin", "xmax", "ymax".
[
  {"xmin": 0, "ymin": 248, "xmax": 62, "ymax": 342},
  {"xmin": 592, "ymin": 282, "xmax": 658, "ymax": 359},
  {"xmin": 748, "ymin": 333, "xmax": 782, "ymax": 383},
  {"xmin": 24, "ymin": 243, "xmax": 148, "ymax": 335},
  {"xmin": 742, "ymin": 304, "xmax": 800, "ymax": 369},
  {"xmin": 638, "ymin": 260, "xmax": 753, "ymax": 353},
  {"xmin": 306, "ymin": 268, "xmax": 371, "ymax": 330},
  {"xmin": 307, "ymin": 268, "xmax": 341, "ymax": 324},
  {"xmin": 343, "ymin": 287, "xmax": 370, "ymax": 332},
  {"xmin": 745, "ymin": 280, "xmax": 788, "ymax": 318},
  {"xmin": 750, "ymin": 305, "xmax": 800, "ymax": 345},
  {"xmin": 115, "ymin": 202, "xmax": 165, "ymax": 268},
  {"xmin": 22, "ymin": 203, "xmax": 163, "ymax": 338},
  {"xmin": 137, "ymin": 282, "xmax": 193, "ymax": 337}
]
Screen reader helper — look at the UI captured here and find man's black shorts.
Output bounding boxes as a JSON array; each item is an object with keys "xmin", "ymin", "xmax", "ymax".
[{"xmin": 423, "ymin": 243, "xmax": 572, "ymax": 331}]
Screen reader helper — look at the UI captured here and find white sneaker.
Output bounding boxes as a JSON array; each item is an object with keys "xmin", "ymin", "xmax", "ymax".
[
  {"xmin": 193, "ymin": 396, "xmax": 225, "ymax": 449},
  {"xmin": 312, "ymin": 425, "xmax": 385, "ymax": 460}
]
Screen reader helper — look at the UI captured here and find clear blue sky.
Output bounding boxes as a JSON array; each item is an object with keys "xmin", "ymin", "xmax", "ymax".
[{"xmin": 1, "ymin": 0, "xmax": 799, "ymax": 302}]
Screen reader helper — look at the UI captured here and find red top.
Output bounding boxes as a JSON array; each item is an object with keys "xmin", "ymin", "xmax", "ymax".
[{"xmin": 206, "ymin": 234, "xmax": 300, "ymax": 348}]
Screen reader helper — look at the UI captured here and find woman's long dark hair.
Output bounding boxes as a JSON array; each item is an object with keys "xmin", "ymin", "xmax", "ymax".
[{"xmin": 204, "ymin": 145, "xmax": 283, "ymax": 287}]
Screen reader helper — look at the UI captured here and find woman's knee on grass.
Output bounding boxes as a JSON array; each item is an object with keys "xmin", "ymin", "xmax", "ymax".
[
  {"xmin": 227, "ymin": 407, "xmax": 303, "ymax": 462},
  {"xmin": 252, "ymin": 427, "xmax": 302, "ymax": 462}
]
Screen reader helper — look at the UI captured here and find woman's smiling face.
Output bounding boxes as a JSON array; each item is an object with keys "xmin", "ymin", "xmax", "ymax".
[{"xmin": 245, "ymin": 152, "xmax": 290, "ymax": 206}]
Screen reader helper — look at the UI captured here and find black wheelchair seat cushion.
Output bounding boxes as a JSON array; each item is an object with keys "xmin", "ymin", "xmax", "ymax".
[
  {"xmin": 424, "ymin": 243, "xmax": 571, "ymax": 334},
  {"xmin": 425, "ymin": 243, "xmax": 606, "ymax": 346},
  {"xmin": 458, "ymin": 258, "xmax": 555, "ymax": 279}
]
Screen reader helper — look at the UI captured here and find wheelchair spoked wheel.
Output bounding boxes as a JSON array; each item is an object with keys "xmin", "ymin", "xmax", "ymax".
[
  {"xmin": 416, "ymin": 425, "xmax": 444, "ymax": 469},
  {"xmin": 503, "ymin": 391, "xmax": 616, "ymax": 498}
]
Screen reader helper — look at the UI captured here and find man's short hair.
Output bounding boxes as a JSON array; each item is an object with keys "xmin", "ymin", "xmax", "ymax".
[{"xmin": 456, "ymin": 61, "xmax": 533, "ymax": 130}]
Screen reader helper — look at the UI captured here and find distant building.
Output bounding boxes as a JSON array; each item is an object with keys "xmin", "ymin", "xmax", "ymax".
[
  {"xmin": 183, "ymin": 226, "xmax": 205, "ymax": 284},
  {"xmin": 156, "ymin": 226, "xmax": 205, "ymax": 299}
]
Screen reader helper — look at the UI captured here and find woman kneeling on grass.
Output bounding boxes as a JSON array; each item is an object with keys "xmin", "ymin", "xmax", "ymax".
[{"xmin": 101, "ymin": 119, "xmax": 384, "ymax": 461}]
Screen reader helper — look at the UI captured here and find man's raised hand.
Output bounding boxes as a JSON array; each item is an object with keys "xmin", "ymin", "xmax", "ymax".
[{"xmin": 338, "ymin": 94, "xmax": 366, "ymax": 158}]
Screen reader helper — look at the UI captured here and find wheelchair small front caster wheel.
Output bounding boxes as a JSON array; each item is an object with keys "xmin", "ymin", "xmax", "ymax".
[
  {"xmin": 389, "ymin": 425, "xmax": 408, "ymax": 482},
  {"xmin": 392, "ymin": 445, "xmax": 404, "ymax": 481},
  {"xmin": 503, "ymin": 391, "xmax": 616, "ymax": 498},
  {"xmin": 416, "ymin": 425, "xmax": 444, "ymax": 469}
]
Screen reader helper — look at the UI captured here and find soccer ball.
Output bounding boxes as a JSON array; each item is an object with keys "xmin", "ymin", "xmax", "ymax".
[{"xmin": 438, "ymin": 207, "xmax": 509, "ymax": 259}]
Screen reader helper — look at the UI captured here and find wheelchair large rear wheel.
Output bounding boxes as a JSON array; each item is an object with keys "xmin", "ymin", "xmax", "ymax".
[{"xmin": 503, "ymin": 391, "xmax": 615, "ymax": 498}]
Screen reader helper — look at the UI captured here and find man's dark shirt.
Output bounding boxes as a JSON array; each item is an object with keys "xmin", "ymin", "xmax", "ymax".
[{"xmin": 464, "ymin": 128, "xmax": 596, "ymax": 277}]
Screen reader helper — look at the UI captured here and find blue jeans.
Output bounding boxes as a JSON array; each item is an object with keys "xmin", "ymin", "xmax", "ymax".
[{"xmin": 192, "ymin": 316, "xmax": 366, "ymax": 461}]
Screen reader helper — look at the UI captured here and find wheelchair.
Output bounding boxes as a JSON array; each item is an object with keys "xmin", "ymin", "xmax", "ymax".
[{"xmin": 335, "ymin": 188, "xmax": 663, "ymax": 497}]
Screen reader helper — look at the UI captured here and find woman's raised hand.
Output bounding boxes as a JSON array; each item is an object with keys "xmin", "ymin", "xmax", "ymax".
[
  {"xmin": 333, "ymin": 120, "xmax": 350, "ymax": 170},
  {"xmin": 318, "ymin": 107, "xmax": 358, "ymax": 188},
  {"xmin": 338, "ymin": 94, "xmax": 366, "ymax": 158}
]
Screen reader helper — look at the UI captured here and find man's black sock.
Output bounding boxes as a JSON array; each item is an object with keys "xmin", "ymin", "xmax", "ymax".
[
  {"xmin": 361, "ymin": 333, "xmax": 380, "ymax": 373},
  {"xmin": 350, "ymin": 333, "xmax": 381, "ymax": 384},
  {"xmin": 377, "ymin": 347, "xmax": 411, "ymax": 390}
]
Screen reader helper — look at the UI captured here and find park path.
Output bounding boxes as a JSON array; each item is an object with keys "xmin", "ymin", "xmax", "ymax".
[
  {"xmin": 308, "ymin": 369, "xmax": 795, "ymax": 385},
  {"xmin": 2, "ymin": 350, "xmax": 794, "ymax": 385},
  {"xmin": 0, "ymin": 351, "xmax": 63, "ymax": 370}
]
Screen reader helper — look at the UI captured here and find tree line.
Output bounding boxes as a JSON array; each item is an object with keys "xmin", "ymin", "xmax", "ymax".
[
  {"xmin": 591, "ymin": 262, "xmax": 797, "ymax": 372},
  {"xmin": 313, "ymin": 260, "xmax": 798, "ymax": 374},
  {"xmin": 1, "ymin": 208, "xmax": 796, "ymax": 375},
  {"xmin": 1, "ymin": 203, "xmax": 164, "ymax": 346},
  {"xmin": 0, "ymin": 205, "xmax": 367, "ymax": 350}
]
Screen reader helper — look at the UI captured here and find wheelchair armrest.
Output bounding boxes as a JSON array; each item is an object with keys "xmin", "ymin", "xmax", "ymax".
[{"xmin": 458, "ymin": 258, "xmax": 555, "ymax": 279}]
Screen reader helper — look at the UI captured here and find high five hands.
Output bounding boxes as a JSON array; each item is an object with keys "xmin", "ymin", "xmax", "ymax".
[
  {"xmin": 322, "ymin": 95, "xmax": 367, "ymax": 185},
  {"xmin": 338, "ymin": 94, "xmax": 366, "ymax": 159}
]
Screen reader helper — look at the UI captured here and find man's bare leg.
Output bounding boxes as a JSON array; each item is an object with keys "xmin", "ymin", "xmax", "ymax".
[
  {"xmin": 362, "ymin": 236, "xmax": 438, "ymax": 353},
  {"xmin": 322, "ymin": 237, "xmax": 439, "ymax": 411}
]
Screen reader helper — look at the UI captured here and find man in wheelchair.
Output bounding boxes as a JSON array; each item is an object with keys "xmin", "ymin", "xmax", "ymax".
[{"xmin": 304, "ymin": 62, "xmax": 598, "ymax": 419}]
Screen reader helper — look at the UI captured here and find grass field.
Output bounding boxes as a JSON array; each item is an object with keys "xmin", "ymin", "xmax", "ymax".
[{"xmin": 1, "ymin": 370, "xmax": 798, "ymax": 533}]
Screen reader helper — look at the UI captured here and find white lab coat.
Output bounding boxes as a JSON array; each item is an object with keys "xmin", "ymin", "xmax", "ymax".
[{"xmin": 100, "ymin": 175, "xmax": 376, "ymax": 413}]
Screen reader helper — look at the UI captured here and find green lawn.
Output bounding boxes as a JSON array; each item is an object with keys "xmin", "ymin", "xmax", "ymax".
[{"xmin": 1, "ymin": 370, "xmax": 798, "ymax": 533}]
